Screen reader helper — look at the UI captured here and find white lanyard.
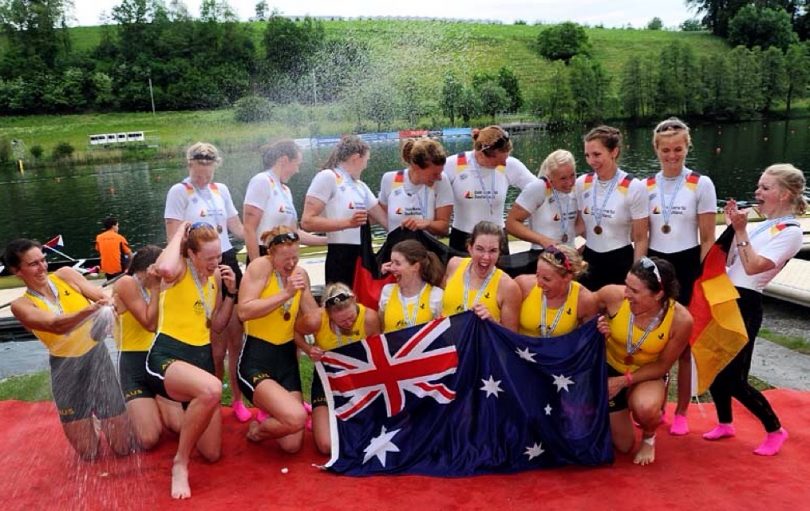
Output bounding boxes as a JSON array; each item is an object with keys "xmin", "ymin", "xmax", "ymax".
[
  {"xmin": 398, "ymin": 284, "xmax": 425, "ymax": 328},
  {"xmin": 750, "ymin": 215, "xmax": 795, "ymax": 239},
  {"xmin": 551, "ymin": 188, "xmax": 571, "ymax": 243},
  {"xmin": 658, "ymin": 171, "xmax": 686, "ymax": 230},
  {"xmin": 187, "ymin": 259, "xmax": 213, "ymax": 327},
  {"xmin": 268, "ymin": 169, "xmax": 298, "ymax": 222},
  {"xmin": 136, "ymin": 278, "xmax": 151, "ymax": 304},
  {"xmin": 539, "ymin": 285, "xmax": 568, "ymax": 337},
  {"xmin": 274, "ymin": 271, "xmax": 293, "ymax": 320},
  {"xmin": 462, "ymin": 264, "xmax": 495, "ymax": 311},
  {"xmin": 472, "ymin": 163, "xmax": 496, "ymax": 216},
  {"xmin": 337, "ymin": 167, "xmax": 368, "ymax": 210},
  {"xmin": 592, "ymin": 173, "xmax": 619, "ymax": 233},
  {"xmin": 185, "ymin": 178, "xmax": 224, "ymax": 231},
  {"xmin": 26, "ymin": 280, "xmax": 63, "ymax": 315},
  {"xmin": 626, "ymin": 305, "xmax": 665, "ymax": 356}
]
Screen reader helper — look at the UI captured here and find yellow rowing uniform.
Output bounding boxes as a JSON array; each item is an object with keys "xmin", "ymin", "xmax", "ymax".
[
  {"xmin": 606, "ymin": 298, "xmax": 676, "ymax": 372},
  {"xmin": 25, "ymin": 275, "xmax": 95, "ymax": 357},
  {"xmin": 118, "ymin": 295, "xmax": 155, "ymax": 352},
  {"xmin": 243, "ymin": 272, "xmax": 302, "ymax": 345},
  {"xmin": 156, "ymin": 266, "xmax": 216, "ymax": 347},
  {"xmin": 519, "ymin": 282, "xmax": 582, "ymax": 337},
  {"xmin": 441, "ymin": 258, "xmax": 503, "ymax": 321},
  {"xmin": 383, "ymin": 283, "xmax": 436, "ymax": 333},
  {"xmin": 314, "ymin": 305, "xmax": 368, "ymax": 351}
]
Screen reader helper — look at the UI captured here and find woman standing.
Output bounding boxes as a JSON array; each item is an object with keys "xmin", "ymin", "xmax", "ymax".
[
  {"xmin": 645, "ymin": 118, "xmax": 717, "ymax": 436},
  {"xmin": 704, "ymin": 164, "xmax": 805, "ymax": 456},
  {"xmin": 379, "ymin": 239, "xmax": 444, "ymax": 333},
  {"xmin": 379, "ymin": 138, "xmax": 454, "ymax": 237},
  {"xmin": 443, "ymin": 126, "xmax": 536, "ymax": 252},
  {"xmin": 575, "ymin": 126, "xmax": 649, "ymax": 291},
  {"xmin": 164, "ymin": 142, "xmax": 248, "ymax": 422},
  {"xmin": 236, "ymin": 226, "xmax": 319, "ymax": 453},
  {"xmin": 596, "ymin": 257, "xmax": 693, "ymax": 466},
  {"xmin": 113, "ymin": 245, "xmax": 182, "ymax": 449},
  {"xmin": 442, "ymin": 221, "xmax": 521, "ymax": 332},
  {"xmin": 243, "ymin": 139, "xmax": 325, "ymax": 263},
  {"xmin": 506, "ymin": 149, "xmax": 579, "ymax": 250},
  {"xmin": 146, "ymin": 222, "xmax": 237, "ymax": 499},
  {"xmin": 299, "ymin": 284, "xmax": 381, "ymax": 454},
  {"xmin": 6, "ymin": 239, "xmax": 131, "ymax": 460},
  {"xmin": 515, "ymin": 245, "xmax": 597, "ymax": 337},
  {"xmin": 301, "ymin": 135, "xmax": 388, "ymax": 286}
]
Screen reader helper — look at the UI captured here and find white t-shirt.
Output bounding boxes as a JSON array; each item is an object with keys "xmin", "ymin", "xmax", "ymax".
[
  {"xmin": 379, "ymin": 283, "xmax": 444, "ymax": 318},
  {"xmin": 305, "ymin": 168, "xmax": 379, "ymax": 245},
  {"xmin": 575, "ymin": 168, "xmax": 648, "ymax": 253},
  {"xmin": 379, "ymin": 168, "xmax": 454, "ymax": 233},
  {"xmin": 443, "ymin": 151, "xmax": 536, "ymax": 232},
  {"xmin": 647, "ymin": 169, "xmax": 717, "ymax": 253},
  {"xmin": 727, "ymin": 218, "xmax": 803, "ymax": 292},
  {"xmin": 244, "ymin": 169, "xmax": 298, "ymax": 238},
  {"xmin": 164, "ymin": 178, "xmax": 239, "ymax": 252},
  {"xmin": 514, "ymin": 177, "xmax": 578, "ymax": 250}
]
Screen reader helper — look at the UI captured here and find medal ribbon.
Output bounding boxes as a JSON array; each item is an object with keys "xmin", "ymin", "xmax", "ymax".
[
  {"xmin": 187, "ymin": 259, "xmax": 214, "ymax": 326},
  {"xmin": 539, "ymin": 285, "xmax": 568, "ymax": 337},
  {"xmin": 185, "ymin": 178, "xmax": 224, "ymax": 232},
  {"xmin": 337, "ymin": 167, "xmax": 369, "ymax": 210},
  {"xmin": 551, "ymin": 188, "xmax": 571, "ymax": 243},
  {"xmin": 268, "ymin": 169, "xmax": 298, "ymax": 222},
  {"xmin": 658, "ymin": 171, "xmax": 686, "ymax": 229},
  {"xmin": 462, "ymin": 264, "xmax": 496, "ymax": 311},
  {"xmin": 592, "ymin": 173, "xmax": 619, "ymax": 231},
  {"xmin": 274, "ymin": 271, "xmax": 294, "ymax": 319},
  {"xmin": 26, "ymin": 280, "xmax": 63, "ymax": 315},
  {"xmin": 626, "ymin": 305, "xmax": 666, "ymax": 357},
  {"xmin": 398, "ymin": 284, "xmax": 424, "ymax": 328}
]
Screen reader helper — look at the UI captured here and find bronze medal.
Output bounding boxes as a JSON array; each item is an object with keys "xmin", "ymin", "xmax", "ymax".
[
  {"xmin": 561, "ymin": 234, "xmax": 569, "ymax": 243},
  {"xmin": 206, "ymin": 317, "xmax": 212, "ymax": 329},
  {"xmin": 283, "ymin": 311, "xmax": 291, "ymax": 321},
  {"xmin": 593, "ymin": 225, "xmax": 603, "ymax": 235},
  {"xmin": 624, "ymin": 354, "xmax": 634, "ymax": 365},
  {"xmin": 661, "ymin": 224, "xmax": 671, "ymax": 234},
  {"xmin": 216, "ymin": 225, "xmax": 223, "ymax": 233}
]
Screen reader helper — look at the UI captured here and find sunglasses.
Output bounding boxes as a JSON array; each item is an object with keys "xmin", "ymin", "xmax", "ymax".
[
  {"xmin": 541, "ymin": 245, "xmax": 572, "ymax": 272},
  {"xmin": 479, "ymin": 128, "xmax": 511, "ymax": 153},
  {"xmin": 268, "ymin": 231, "xmax": 300, "ymax": 247},
  {"xmin": 654, "ymin": 119, "xmax": 688, "ymax": 134},
  {"xmin": 189, "ymin": 221, "xmax": 215, "ymax": 231},
  {"xmin": 189, "ymin": 153, "xmax": 219, "ymax": 162},
  {"xmin": 324, "ymin": 292, "xmax": 354, "ymax": 308},
  {"xmin": 639, "ymin": 257, "xmax": 662, "ymax": 285}
]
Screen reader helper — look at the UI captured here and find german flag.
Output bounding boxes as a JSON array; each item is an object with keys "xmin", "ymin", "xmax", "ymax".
[{"xmin": 687, "ymin": 226, "xmax": 748, "ymax": 394}]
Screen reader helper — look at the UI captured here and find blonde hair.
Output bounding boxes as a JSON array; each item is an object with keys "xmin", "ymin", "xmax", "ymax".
[
  {"xmin": 764, "ymin": 163, "xmax": 808, "ymax": 215},
  {"xmin": 652, "ymin": 117, "xmax": 692, "ymax": 149},
  {"xmin": 538, "ymin": 244, "xmax": 588, "ymax": 278},
  {"xmin": 259, "ymin": 225, "xmax": 298, "ymax": 253},
  {"xmin": 323, "ymin": 282, "xmax": 356, "ymax": 311},
  {"xmin": 186, "ymin": 142, "xmax": 222, "ymax": 165},
  {"xmin": 539, "ymin": 149, "xmax": 576, "ymax": 178}
]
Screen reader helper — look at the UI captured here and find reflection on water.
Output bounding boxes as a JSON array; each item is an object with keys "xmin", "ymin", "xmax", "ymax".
[{"xmin": 1, "ymin": 119, "xmax": 808, "ymax": 256}]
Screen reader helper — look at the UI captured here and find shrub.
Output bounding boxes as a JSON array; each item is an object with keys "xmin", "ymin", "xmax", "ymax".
[
  {"xmin": 536, "ymin": 22, "xmax": 590, "ymax": 63},
  {"xmin": 52, "ymin": 142, "xmax": 75, "ymax": 160},
  {"xmin": 30, "ymin": 145, "xmax": 44, "ymax": 159},
  {"xmin": 680, "ymin": 19, "xmax": 703, "ymax": 32},
  {"xmin": 647, "ymin": 17, "xmax": 663, "ymax": 30},
  {"xmin": 233, "ymin": 95, "xmax": 274, "ymax": 123}
]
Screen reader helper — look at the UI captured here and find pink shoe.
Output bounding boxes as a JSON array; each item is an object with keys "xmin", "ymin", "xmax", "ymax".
[
  {"xmin": 233, "ymin": 400, "xmax": 253, "ymax": 423},
  {"xmin": 754, "ymin": 428, "xmax": 788, "ymax": 456},
  {"xmin": 303, "ymin": 401, "xmax": 313, "ymax": 414},
  {"xmin": 303, "ymin": 402, "xmax": 313, "ymax": 431},
  {"xmin": 669, "ymin": 414, "xmax": 689, "ymax": 436},
  {"xmin": 256, "ymin": 409, "xmax": 270, "ymax": 423},
  {"xmin": 703, "ymin": 423, "xmax": 735, "ymax": 441}
]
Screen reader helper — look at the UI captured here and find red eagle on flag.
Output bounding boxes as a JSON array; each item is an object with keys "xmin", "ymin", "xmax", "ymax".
[{"xmin": 321, "ymin": 317, "xmax": 459, "ymax": 421}]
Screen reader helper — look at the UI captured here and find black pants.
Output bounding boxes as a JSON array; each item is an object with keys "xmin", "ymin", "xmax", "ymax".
[
  {"xmin": 649, "ymin": 245, "xmax": 701, "ymax": 305},
  {"xmin": 325, "ymin": 243, "xmax": 360, "ymax": 287},
  {"xmin": 449, "ymin": 228, "xmax": 509, "ymax": 255},
  {"xmin": 579, "ymin": 244, "xmax": 634, "ymax": 292},
  {"xmin": 709, "ymin": 287, "xmax": 781, "ymax": 432}
]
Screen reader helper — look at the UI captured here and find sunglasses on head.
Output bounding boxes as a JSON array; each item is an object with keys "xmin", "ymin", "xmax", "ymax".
[
  {"xmin": 479, "ymin": 128, "xmax": 510, "ymax": 153},
  {"xmin": 189, "ymin": 153, "xmax": 218, "ymax": 162},
  {"xmin": 268, "ymin": 231, "xmax": 300, "ymax": 247},
  {"xmin": 189, "ymin": 221, "xmax": 215, "ymax": 231},
  {"xmin": 639, "ymin": 257, "xmax": 662, "ymax": 285},
  {"xmin": 324, "ymin": 292, "xmax": 353, "ymax": 308},
  {"xmin": 541, "ymin": 245, "xmax": 572, "ymax": 272},
  {"xmin": 654, "ymin": 119, "xmax": 688, "ymax": 134}
]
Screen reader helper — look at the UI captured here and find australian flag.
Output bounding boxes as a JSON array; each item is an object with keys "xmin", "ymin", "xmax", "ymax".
[{"xmin": 320, "ymin": 312, "xmax": 612, "ymax": 476}]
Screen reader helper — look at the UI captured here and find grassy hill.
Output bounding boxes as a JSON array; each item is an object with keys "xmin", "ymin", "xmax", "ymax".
[{"xmin": 2, "ymin": 19, "xmax": 734, "ymax": 162}]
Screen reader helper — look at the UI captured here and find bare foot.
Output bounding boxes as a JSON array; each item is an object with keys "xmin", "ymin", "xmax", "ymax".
[
  {"xmin": 246, "ymin": 420, "xmax": 267, "ymax": 443},
  {"xmin": 633, "ymin": 441, "xmax": 655, "ymax": 466},
  {"xmin": 171, "ymin": 461, "xmax": 191, "ymax": 499}
]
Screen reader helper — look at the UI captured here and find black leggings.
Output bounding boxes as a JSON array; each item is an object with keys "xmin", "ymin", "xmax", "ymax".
[{"xmin": 708, "ymin": 287, "xmax": 781, "ymax": 432}]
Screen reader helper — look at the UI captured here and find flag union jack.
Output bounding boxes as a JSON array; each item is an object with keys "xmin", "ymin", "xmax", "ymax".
[{"xmin": 322, "ymin": 317, "xmax": 459, "ymax": 420}]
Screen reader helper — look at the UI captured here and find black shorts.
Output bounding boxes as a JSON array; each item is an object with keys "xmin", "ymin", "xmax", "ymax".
[
  {"xmin": 325, "ymin": 244, "xmax": 360, "ymax": 287},
  {"xmin": 146, "ymin": 333, "xmax": 215, "ymax": 401},
  {"xmin": 649, "ymin": 245, "xmax": 701, "ymax": 305},
  {"xmin": 245, "ymin": 245, "xmax": 268, "ymax": 267},
  {"xmin": 119, "ymin": 350, "xmax": 155, "ymax": 402},
  {"xmin": 449, "ymin": 228, "xmax": 510, "ymax": 255},
  {"xmin": 237, "ymin": 335, "xmax": 301, "ymax": 403},
  {"xmin": 221, "ymin": 248, "xmax": 244, "ymax": 301},
  {"xmin": 580, "ymin": 244, "xmax": 634, "ymax": 292},
  {"xmin": 49, "ymin": 342, "xmax": 126, "ymax": 423},
  {"xmin": 607, "ymin": 365, "xmax": 669, "ymax": 413},
  {"xmin": 311, "ymin": 369, "xmax": 327, "ymax": 408}
]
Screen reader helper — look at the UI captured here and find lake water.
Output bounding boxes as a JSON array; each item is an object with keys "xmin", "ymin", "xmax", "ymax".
[{"xmin": 2, "ymin": 118, "xmax": 809, "ymax": 255}]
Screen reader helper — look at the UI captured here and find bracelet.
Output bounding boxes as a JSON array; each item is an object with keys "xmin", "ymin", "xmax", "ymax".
[
  {"xmin": 624, "ymin": 371, "xmax": 633, "ymax": 387},
  {"xmin": 224, "ymin": 290, "xmax": 237, "ymax": 300},
  {"xmin": 736, "ymin": 241, "xmax": 750, "ymax": 248}
]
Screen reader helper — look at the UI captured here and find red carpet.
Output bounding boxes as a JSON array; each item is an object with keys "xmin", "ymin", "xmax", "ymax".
[{"xmin": 1, "ymin": 389, "xmax": 808, "ymax": 510}]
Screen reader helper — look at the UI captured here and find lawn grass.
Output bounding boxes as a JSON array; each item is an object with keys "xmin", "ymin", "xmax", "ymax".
[{"xmin": 759, "ymin": 328, "xmax": 810, "ymax": 355}]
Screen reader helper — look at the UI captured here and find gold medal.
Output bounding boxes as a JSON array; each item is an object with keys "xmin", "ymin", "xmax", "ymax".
[
  {"xmin": 661, "ymin": 224, "xmax": 671, "ymax": 234},
  {"xmin": 593, "ymin": 225, "xmax": 603, "ymax": 235},
  {"xmin": 206, "ymin": 318, "xmax": 212, "ymax": 329},
  {"xmin": 624, "ymin": 354, "xmax": 634, "ymax": 365}
]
